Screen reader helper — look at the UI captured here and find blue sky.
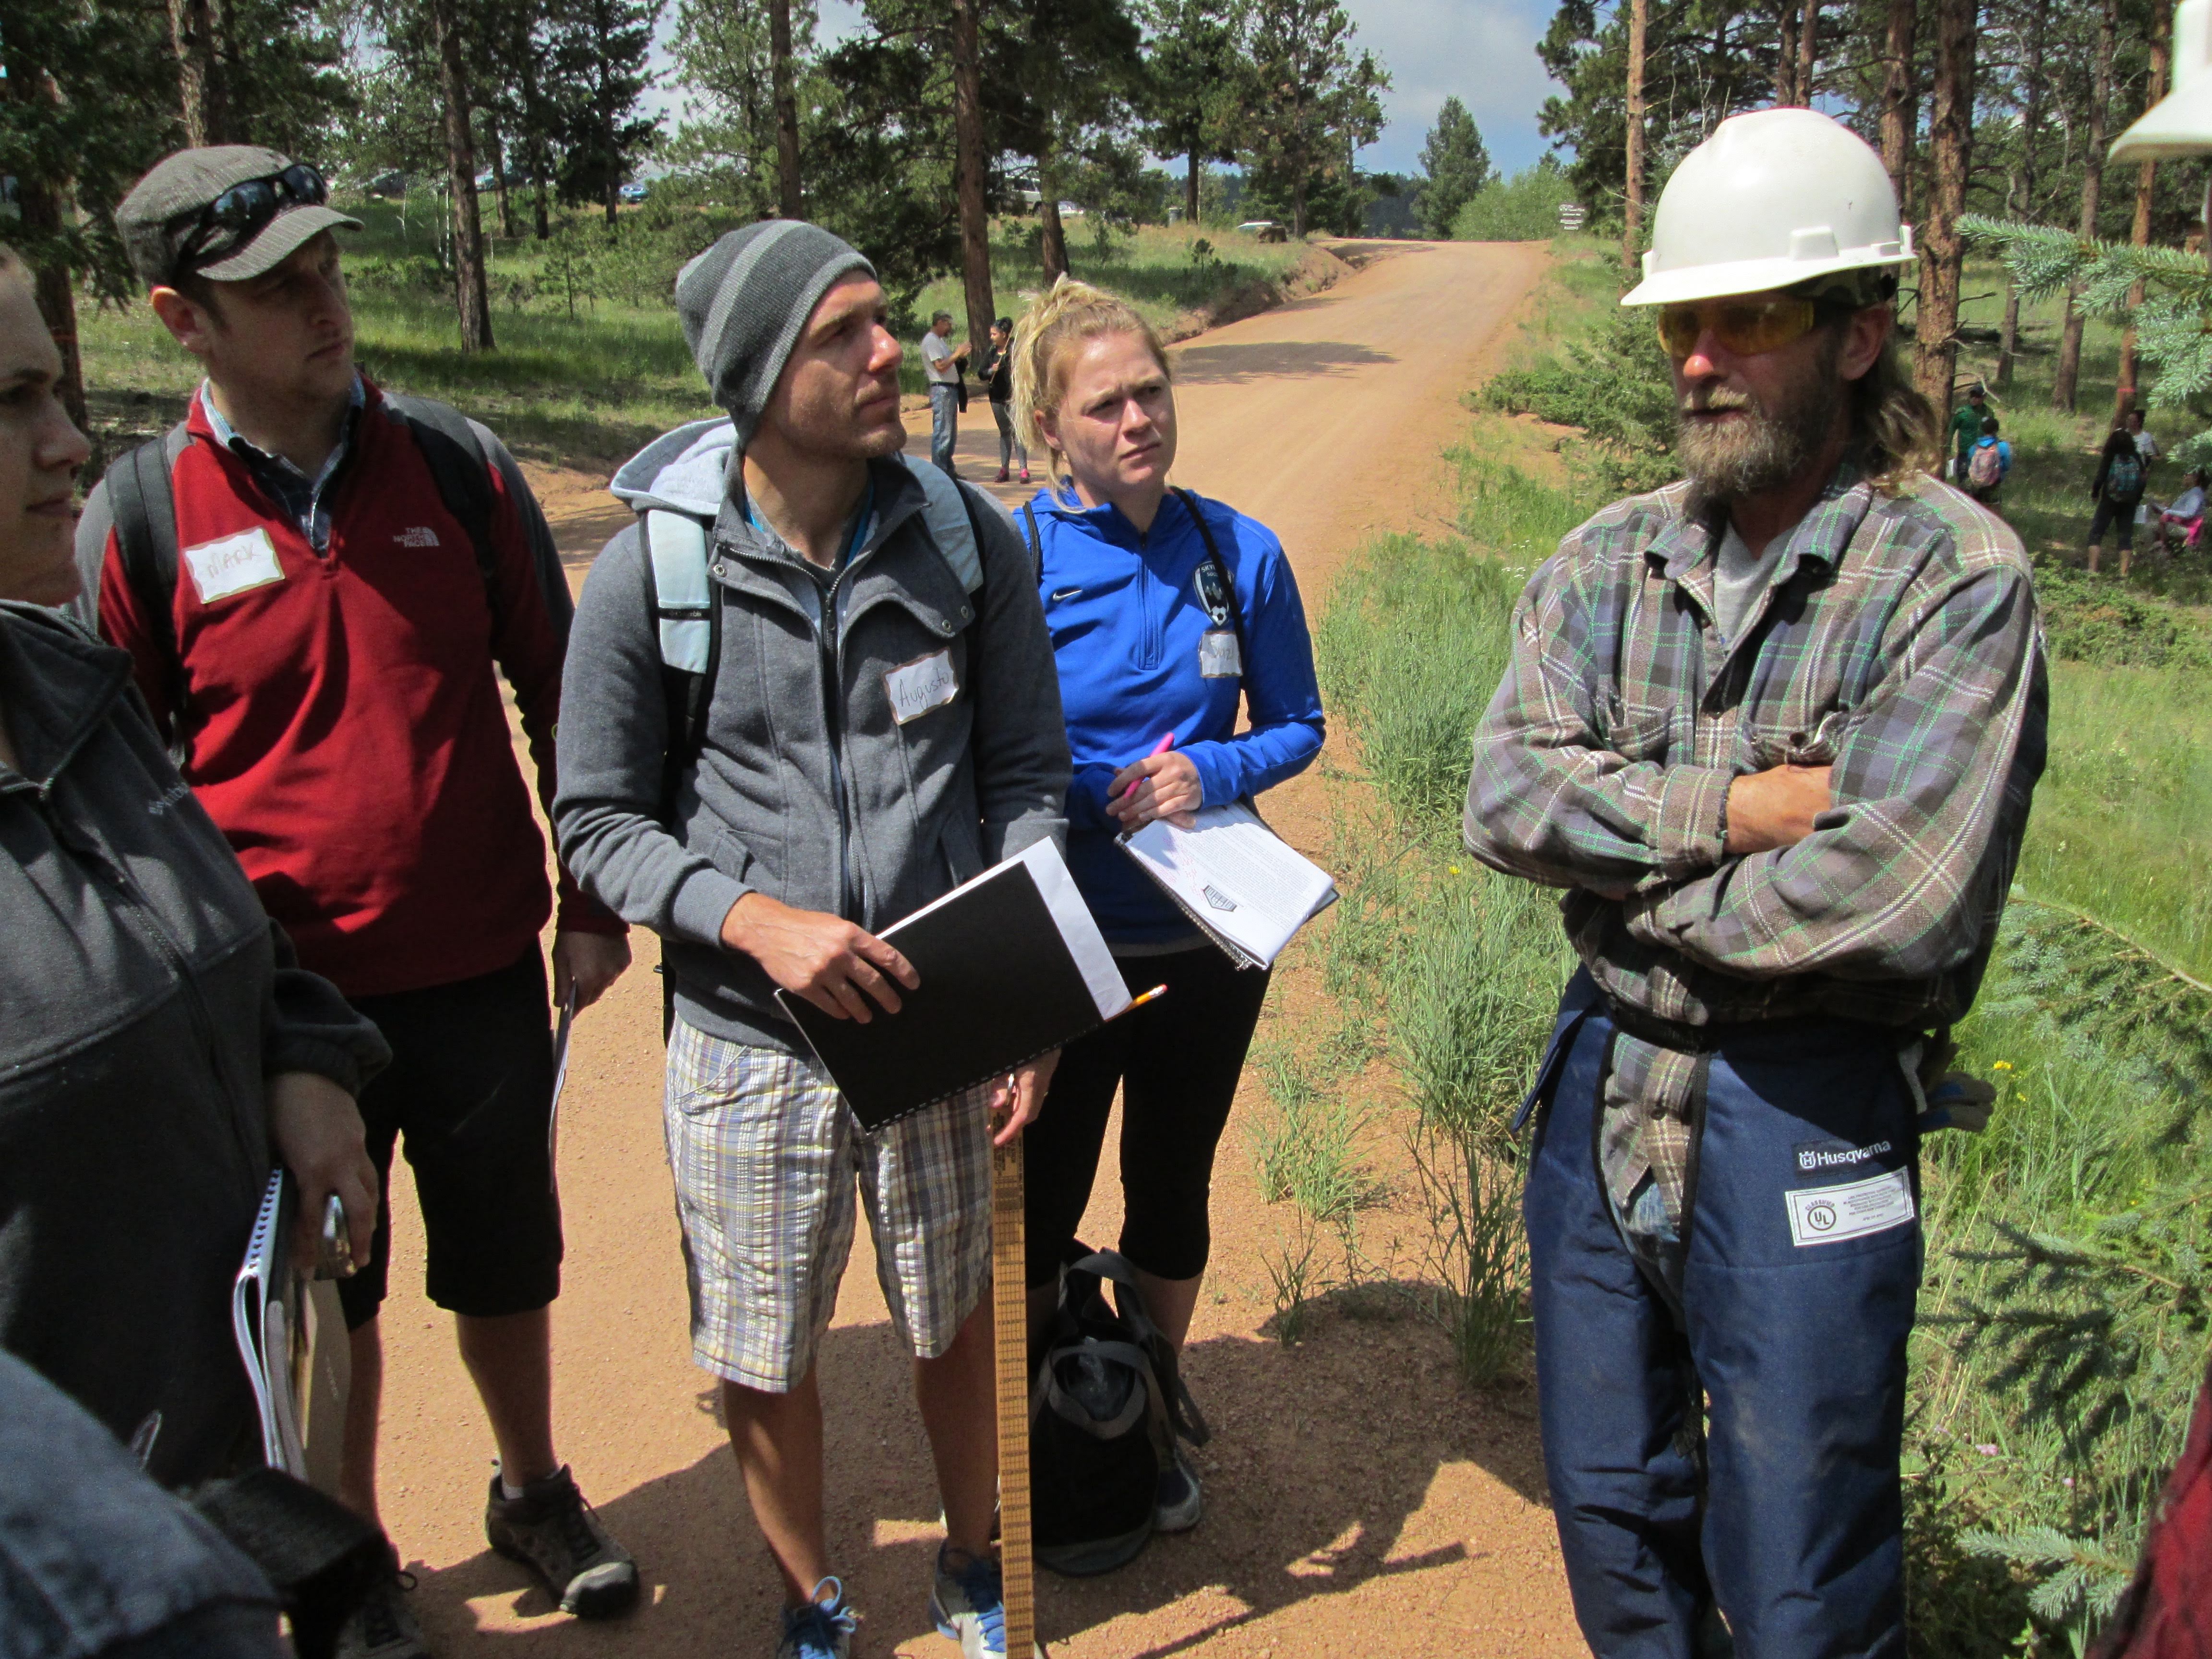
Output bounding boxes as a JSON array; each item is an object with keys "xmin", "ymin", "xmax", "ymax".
[{"xmin": 650, "ymin": 0, "xmax": 1567, "ymax": 182}]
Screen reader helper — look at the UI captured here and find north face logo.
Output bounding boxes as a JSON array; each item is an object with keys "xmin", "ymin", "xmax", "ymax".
[{"xmin": 395, "ymin": 526, "xmax": 441, "ymax": 548}]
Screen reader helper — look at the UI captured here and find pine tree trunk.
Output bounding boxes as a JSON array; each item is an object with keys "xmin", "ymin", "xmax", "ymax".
[
  {"xmin": 949, "ymin": 0, "xmax": 995, "ymax": 341},
  {"xmin": 596, "ymin": 0, "xmax": 618, "ymax": 229},
  {"xmin": 2118, "ymin": 0, "xmax": 2169, "ymax": 398},
  {"xmin": 167, "ymin": 0, "xmax": 232, "ymax": 146},
  {"xmin": 431, "ymin": 0, "xmax": 494, "ymax": 352},
  {"xmin": 1623, "ymin": 0, "xmax": 1647, "ymax": 276},
  {"xmin": 769, "ymin": 0, "xmax": 802, "ymax": 217},
  {"xmin": 1995, "ymin": 0, "xmax": 2044, "ymax": 387},
  {"xmin": 1291, "ymin": 172, "xmax": 1308, "ymax": 239},
  {"xmin": 1038, "ymin": 156, "xmax": 1070, "ymax": 282},
  {"xmin": 517, "ymin": 32, "xmax": 553, "ymax": 240},
  {"xmin": 1776, "ymin": 0, "xmax": 1800, "ymax": 106},
  {"xmin": 1796, "ymin": 0, "xmax": 1818, "ymax": 106},
  {"xmin": 2053, "ymin": 0, "xmax": 2116, "ymax": 413},
  {"xmin": 1913, "ymin": 0, "xmax": 1973, "ymax": 420},
  {"xmin": 1879, "ymin": 0, "xmax": 1915, "ymax": 216},
  {"xmin": 1187, "ymin": 148, "xmax": 1201, "ymax": 225},
  {"xmin": 487, "ymin": 113, "xmax": 517, "ymax": 241}
]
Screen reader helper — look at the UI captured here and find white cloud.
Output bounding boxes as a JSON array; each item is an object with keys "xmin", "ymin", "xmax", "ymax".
[{"xmin": 1341, "ymin": 0, "xmax": 1564, "ymax": 178}]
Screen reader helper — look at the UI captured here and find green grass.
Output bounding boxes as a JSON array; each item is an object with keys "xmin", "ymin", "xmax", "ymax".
[{"xmin": 73, "ymin": 200, "xmax": 1313, "ymax": 475}]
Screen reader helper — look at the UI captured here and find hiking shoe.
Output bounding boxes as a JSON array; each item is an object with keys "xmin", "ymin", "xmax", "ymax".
[
  {"xmin": 484, "ymin": 1466, "xmax": 639, "ymax": 1618},
  {"xmin": 1155, "ymin": 1447, "xmax": 1202, "ymax": 1534},
  {"xmin": 778, "ymin": 1577, "xmax": 858, "ymax": 1659},
  {"xmin": 1019, "ymin": 469, "xmax": 1031, "ymax": 484},
  {"xmin": 930, "ymin": 1545, "xmax": 1042, "ymax": 1659},
  {"xmin": 334, "ymin": 1551, "xmax": 430, "ymax": 1659},
  {"xmin": 995, "ymin": 468, "xmax": 1010, "ymax": 482}
]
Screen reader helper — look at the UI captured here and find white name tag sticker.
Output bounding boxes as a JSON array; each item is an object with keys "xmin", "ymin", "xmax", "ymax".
[
  {"xmin": 884, "ymin": 649, "xmax": 959, "ymax": 724},
  {"xmin": 1199, "ymin": 629, "xmax": 1242, "ymax": 678},
  {"xmin": 181, "ymin": 527, "xmax": 286, "ymax": 606},
  {"xmin": 1785, "ymin": 1166, "xmax": 1916, "ymax": 1248}
]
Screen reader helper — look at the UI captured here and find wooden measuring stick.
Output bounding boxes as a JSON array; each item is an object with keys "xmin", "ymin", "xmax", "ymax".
[{"xmin": 990, "ymin": 1131, "xmax": 1039, "ymax": 1659}]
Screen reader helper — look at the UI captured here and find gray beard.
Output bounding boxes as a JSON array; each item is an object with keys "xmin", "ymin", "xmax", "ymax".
[{"xmin": 1674, "ymin": 343, "xmax": 1843, "ymax": 506}]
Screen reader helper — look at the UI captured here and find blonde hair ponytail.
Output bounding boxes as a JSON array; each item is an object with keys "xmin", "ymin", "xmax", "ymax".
[{"xmin": 1010, "ymin": 275, "xmax": 1172, "ymax": 475}]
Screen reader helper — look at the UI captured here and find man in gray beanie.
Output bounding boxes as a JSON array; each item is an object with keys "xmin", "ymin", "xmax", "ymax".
[{"xmin": 555, "ymin": 222, "xmax": 1069, "ymax": 1659}]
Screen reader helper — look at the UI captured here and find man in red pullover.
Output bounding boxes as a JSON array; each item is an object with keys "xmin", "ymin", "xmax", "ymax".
[{"xmin": 75, "ymin": 146, "xmax": 638, "ymax": 1659}]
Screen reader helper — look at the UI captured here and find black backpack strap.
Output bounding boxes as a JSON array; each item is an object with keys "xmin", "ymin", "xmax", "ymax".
[
  {"xmin": 1020, "ymin": 503, "xmax": 1045, "ymax": 584},
  {"xmin": 1171, "ymin": 486, "xmax": 1249, "ymax": 675},
  {"xmin": 101, "ymin": 423, "xmax": 193, "ymax": 751},
  {"xmin": 382, "ymin": 393, "xmax": 502, "ymax": 627}
]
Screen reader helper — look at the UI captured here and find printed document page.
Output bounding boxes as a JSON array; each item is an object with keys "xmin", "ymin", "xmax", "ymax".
[{"xmin": 1121, "ymin": 803, "xmax": 1337, "ymax": 967}]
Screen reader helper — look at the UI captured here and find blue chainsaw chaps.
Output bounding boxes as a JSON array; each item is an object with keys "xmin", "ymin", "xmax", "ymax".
[{"xmin": 1520, "ymin": 972, "xmax": 1923, "ymax": 1659}]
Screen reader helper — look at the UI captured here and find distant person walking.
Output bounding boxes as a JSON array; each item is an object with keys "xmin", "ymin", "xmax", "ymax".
[
  {"xmin": 2156, "ymin": 467, "xmax": 2207, "ymax": 555},
  {"xmin": 978, "ymin": 317, "xmax": 1029, "ymax": 483},
  {"xmin": 1947, "ymin": 382, "xmax": 1987, "ymax": 484},
  {"xmin": 2088, "ymin": 418, "xmax": 2149, "ymax": 577},
  {"xmin": 1965, "ymin": 414, "xmax": 2011, "ymax": 512},
  {"xmin": 922, "ymin": 309, "xmax": 970, "ymax": 477},
  {"xmin": 2126, "ymin": 406, "xmax": 2161, "ymax": 474}
]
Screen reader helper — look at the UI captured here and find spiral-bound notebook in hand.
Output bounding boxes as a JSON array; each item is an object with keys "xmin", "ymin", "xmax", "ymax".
[
  {"xmin": 1119, "ymin": 802, "xmax": 1337, "ymax": 969},
  {"xmin": 776, "ymin": 839, "xmax": 1130, "ymax": 1131}
]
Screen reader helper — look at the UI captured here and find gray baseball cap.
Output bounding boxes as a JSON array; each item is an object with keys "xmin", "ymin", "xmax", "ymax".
[{"xmin": 115, "ymin": 145, "xmax": 361, "ymax": 289}]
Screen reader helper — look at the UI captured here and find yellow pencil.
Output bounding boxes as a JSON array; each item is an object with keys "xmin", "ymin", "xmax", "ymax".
[{"xmin": 1127, "ymin": 984, "xmax": 1169, "ymax": 1011}]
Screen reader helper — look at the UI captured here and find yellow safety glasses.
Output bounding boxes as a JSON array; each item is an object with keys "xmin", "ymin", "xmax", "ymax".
[{"xmin": 1655, "ymin": 298, "xmax": 1821, "ymax": 361}]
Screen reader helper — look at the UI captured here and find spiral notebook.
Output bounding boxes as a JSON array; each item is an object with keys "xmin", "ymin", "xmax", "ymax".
[
  {"xmin": 1119, "ymin": 802, "xmax": 1337, "ymax": 969},
  {"xmin": 777, "ymin": 840, "xmax": 1129, "ymax": 1130},
  {"xmin": 232, "ymin": 1170, "xmax": 349, "ymax": 1494}
]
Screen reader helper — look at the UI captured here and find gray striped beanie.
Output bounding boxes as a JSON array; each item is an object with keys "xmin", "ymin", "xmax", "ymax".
[{"xmin": 674, "ymin": 221, "xmax": 876, "ymax": 450}]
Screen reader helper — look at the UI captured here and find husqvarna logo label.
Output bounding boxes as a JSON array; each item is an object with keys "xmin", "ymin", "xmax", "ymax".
[{"xmin": 1795, "ymin": 1140, "xmax": 1893, "ymax": 1174}]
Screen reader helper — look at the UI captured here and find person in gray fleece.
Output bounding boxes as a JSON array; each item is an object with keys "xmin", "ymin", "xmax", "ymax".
[{"xmin": 553, "ymin": 222, "xmax": 1069, "ymax": 1659}]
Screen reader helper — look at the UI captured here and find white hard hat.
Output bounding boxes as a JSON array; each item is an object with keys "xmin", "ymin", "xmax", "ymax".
[
  {"xmin": 2113, "ymin": 0, "xmax": 2210, "ymax": 161},
  {"xmin": 1622, "ymin": 108, "xmax": 1916, "ymax": 308}
]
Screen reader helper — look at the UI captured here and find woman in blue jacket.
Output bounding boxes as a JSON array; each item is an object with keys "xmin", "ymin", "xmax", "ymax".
[{"xmin": 1010, "ymin": 278, "xmax": 1324, "ymax": 1534}]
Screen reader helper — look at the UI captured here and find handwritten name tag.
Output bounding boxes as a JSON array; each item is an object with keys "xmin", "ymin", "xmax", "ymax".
[
  {"xmin": 1199, "ymin": 629, "xmax": 1242, "ymax": 678},
  {"xmin": 884, "ymin": 649, "xmax": 959, "ymax": 725},
  {"xmin": 182, "ymin": 528, "xmax": 286, "ymax": 606}
]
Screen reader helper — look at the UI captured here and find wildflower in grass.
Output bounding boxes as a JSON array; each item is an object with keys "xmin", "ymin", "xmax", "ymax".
[{"xmin": 1992, "ymin": 1060, "xmax": 2013, "ymax": 1071}]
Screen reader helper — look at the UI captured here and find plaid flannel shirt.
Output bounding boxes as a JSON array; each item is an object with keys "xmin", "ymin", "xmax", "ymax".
[{"xmin": 1464, "ymin": 462, "xmax": 2047, "ymax": 1218}]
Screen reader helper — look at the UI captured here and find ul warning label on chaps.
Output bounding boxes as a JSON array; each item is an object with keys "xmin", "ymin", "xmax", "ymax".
[{"xmin": 1784, "ymin": 1166, "xmax": 1915, "ymax": 1248}]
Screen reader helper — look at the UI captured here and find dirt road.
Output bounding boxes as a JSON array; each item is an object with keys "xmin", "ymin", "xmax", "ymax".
[{"xmin": 387, "ymin": 237, "xmax": 1579, "ymax": 1657}]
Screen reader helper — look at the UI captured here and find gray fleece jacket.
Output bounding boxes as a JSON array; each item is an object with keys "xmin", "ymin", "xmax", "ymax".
[
  {"xmin": 0, "ymin": 603, "xmax": 387, "ymax": 1487},
  {"xmin": 554, "ymin": 430, "xmax": 1071, "ymax": 1049}
]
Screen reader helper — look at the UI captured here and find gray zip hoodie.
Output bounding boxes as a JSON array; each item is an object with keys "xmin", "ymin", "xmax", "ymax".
[{"xmin": 554, "ymin": 431, "xmax": 1070, "ymax": 1049}]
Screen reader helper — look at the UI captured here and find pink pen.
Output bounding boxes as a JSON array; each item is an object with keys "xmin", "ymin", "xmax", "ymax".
[{"xmin": 1118, "ymin": 732, "xmax": 1176, "ymax": 802}]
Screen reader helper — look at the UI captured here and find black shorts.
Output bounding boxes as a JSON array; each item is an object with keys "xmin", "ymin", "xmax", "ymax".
[
  {"xmin": 2089, "ymin": 495, "xmax": 2141, "ymax": 550},
  {"xmin": 1022, "ymin": 945, "xmax": 1271, "ymax": 1287},
  {"xmin": 337, "ymin": 949, "xmax": 562, "ymax": 1330}
]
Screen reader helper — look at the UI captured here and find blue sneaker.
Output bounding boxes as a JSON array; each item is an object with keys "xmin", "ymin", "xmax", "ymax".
[
  {"xmin": 929, "ymin": 1546, "xmax": 1042, "ymax": 1659},
  {"xmin": 777, "ymin": 1577, "xmax": 857, "ymax": 1659}
]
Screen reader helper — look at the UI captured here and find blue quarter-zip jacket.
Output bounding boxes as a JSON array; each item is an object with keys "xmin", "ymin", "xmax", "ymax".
[{"xmin": 1028, "ymin": 486, "xmax": 1325, "ymax": 944}]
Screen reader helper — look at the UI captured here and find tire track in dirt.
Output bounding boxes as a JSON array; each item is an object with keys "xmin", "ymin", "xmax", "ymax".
[{"xmin": 387, "ymin": 237, "xmax": 1581, "ymax": 1658}]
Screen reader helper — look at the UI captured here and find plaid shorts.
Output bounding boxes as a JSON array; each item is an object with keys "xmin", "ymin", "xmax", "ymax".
[{"xmin": 662, "ymin": 1018, "xmax": 995, "ymax": 1392}]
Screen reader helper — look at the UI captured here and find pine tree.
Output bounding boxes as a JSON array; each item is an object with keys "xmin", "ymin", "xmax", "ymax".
[
  {"xmin": 1235, "ymin": 0, "xmax": 1387, "ymax": 238},
  {"xmin": 1134, "ymin": 0, "xmax": 1245, "ymax": 226},
  {"xmin": 1415, "ymin": 95, "xmax": 1490, "ymax": 239}
]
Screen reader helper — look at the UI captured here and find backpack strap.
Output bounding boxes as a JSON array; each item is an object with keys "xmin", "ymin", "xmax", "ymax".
[
  {"xmin": 1020, "ymin": 503, "xmax": 1045, "ymax": 584},
  {"xmin": 895, "ymin": 450, "xmax": 988, "ymax": 595},
  {"xmin": 101, "ymin": 422, "xmax": 192, "ymax": 752},
  {"xmin": 639, "ymin": 508, "xmax": 721, "ymax": 823},
  {"xmin": 381, "ymin": 393, "xmax": 502, "ymax": 625},
  {"xmin": 1171, "ymin": 486, "xmax": 1249, "ymax": 676}
]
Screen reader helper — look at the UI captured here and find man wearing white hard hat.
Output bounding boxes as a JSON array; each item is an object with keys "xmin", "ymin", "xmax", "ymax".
[{"xmin": 1465, "ymin": 107, "xmax": 2046, "ymax": 1655}]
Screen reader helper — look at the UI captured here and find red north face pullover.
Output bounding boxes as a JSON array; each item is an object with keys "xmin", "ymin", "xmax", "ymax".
[{"xmin": 85, "ymin": 381, "xmax": 619, "ymax": 998}]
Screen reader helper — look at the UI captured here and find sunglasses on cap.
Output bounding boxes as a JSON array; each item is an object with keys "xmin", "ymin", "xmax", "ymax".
[
  {"xmin": 1655, "ymin": 297, "xmax": 1840, "ymax": 361},
  {"xmin": 182, "ymin": 162, "xmax": 330, "ymax": 265}
]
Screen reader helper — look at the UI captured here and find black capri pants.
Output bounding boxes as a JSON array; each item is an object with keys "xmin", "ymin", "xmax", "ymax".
[{"xmin": 1023, "ymin": 945, "xmax": 1271, "ymax": 1288}]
